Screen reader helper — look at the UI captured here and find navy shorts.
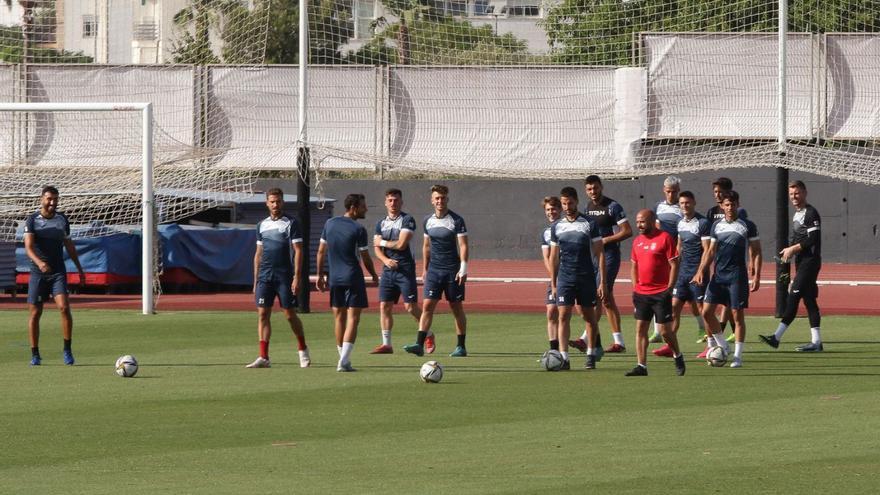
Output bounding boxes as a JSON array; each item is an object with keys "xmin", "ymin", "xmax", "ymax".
[
  {"xmin": 28, "ymin": 272, "xmax": 68, "ymax": 305},
  {"xmin": 633, "ymin": 291, "xmax": 673, "ymax": 323},
  {"xmin": 556, "ymin": 276, "xmax": 597, "ymax": 307},
  {"xmin": 791, "ymin": 260, "xmax": 820, "ymax": 299},
  {"xmin": 329, "ymin": 283, "xmax": 369, "ymax": 308},
  {"xmin": 672, "ymin": 273, "xmax": 706, "ymax": 303},
  {"xmin": 593, "ymin": 253, "xmax": 621, "ymax": 293},
  {"xmin": 379, "ymin": 268, "xmax": 418, "ymax": 304},
  {"xmin": 704, "ymin": 276, "xmax": 749, "ymax": 310},
  {"xmin": 423, "ymin": 270, "xmax": 465, "ymax": 302},
  {"xmin": 255, "ymin": 278, "xmax": 296, "ymax": 309},
  {"xmin": 545, "ymin": 284, "xmax": 556, "ymax": 306}
]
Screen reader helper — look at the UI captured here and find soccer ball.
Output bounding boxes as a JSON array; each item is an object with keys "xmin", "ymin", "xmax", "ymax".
[
  {"xmin": 540, "ymin": 350, "xmax": 565, "ymax": 371},
  {"xmin": 115, "ymin": 355, "xmax": 139, "ymax": 377},
  {"xmin": 419, "ymin": 360, "xmax": 443, "ymax": 383},
  {"xmin": 705, "ymin": 346, "xmax": 728, "ymax": 367}
]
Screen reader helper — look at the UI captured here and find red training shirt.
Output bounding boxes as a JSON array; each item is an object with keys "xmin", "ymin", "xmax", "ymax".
[{"xmin": 631, "ymin": 229, "xmax": 678, "ymax": 295}]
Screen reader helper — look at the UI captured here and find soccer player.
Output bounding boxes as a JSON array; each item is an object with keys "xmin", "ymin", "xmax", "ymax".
[
  {"xmin": 404, "ymin": 185, "xmax": 469, "ymax": 357},
  {"xmin": 570, "ymin": 175, "xmax": 631, "ymax": 354},
  {"xmin": 694, "ymin": 190, "xmax": 762, "ymax": 368},
  {"xmin": 655, "ymin": 190, "xmax": 710, "ymax": 358},
  {"xmin": 246, "ymin": 188, "xmax": 310, "ymax": 369},
  {"xmin": 706, "ymin": 177, "xmax": 749, "ymax": 343},
  {"xmin": 540, "ymin": 196, "xmax": 562, "ymax": 350},
  {"xmin": 371, "ymin": 188, "xmax": 422, "ymax": 354},
  {"xmin": 23, "ymin": 185, "xmax": 85, "ymax": 366},
  {"xmin": 550, "ymin": 187, "xmax": 604, "ymax": 370},
  {"xmin": 760, "ymin": 180, "xmax": 824, "ymax": 352},
  {"xmin": 625, "ymin": 209, "xmax": 685, "ymax": 376},
  {"xmin": 316, "ymin": 193, "xmax": 379, "ymax": 372}
]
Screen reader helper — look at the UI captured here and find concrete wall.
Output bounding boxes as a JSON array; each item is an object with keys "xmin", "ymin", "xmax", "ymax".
[{"xmin": 259, "ymin": 169, "xmax": 880, "ymax": 264}]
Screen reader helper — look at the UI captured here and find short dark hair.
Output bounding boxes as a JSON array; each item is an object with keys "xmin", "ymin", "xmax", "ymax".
[
  {"xmin": 712, "ymin": 177, "xmax": 733, "ymax": 190},
  {"xmin": 41, "ymin": 185, "xmax": 59, "ymax": 196},
  {"xmin": 431, "ymin": 184, "xmax": 449, "ymax": 196},
  {"xmin": 543, "ymin": 196, "xmax": 561, "ymax": 208},
  {"xmin": 788, "ymin": 180, "xmax": 807, "ymax": 191},
  {"xmin": 720, "ymin": 190, "xmax": 739, "ymax": 203},
  {"xmin": 385, "ymin": 188, "xmax": 402, "ymax": 198},
  {"xmin": 584, "ymin": 175, "xmax": 602, "ymax": 186},
  {"xmin": 560, "ymin": 187, "xmax": 578, "ymax": 201},
  {"xmin": 344, "ymin": 193, "xmax": 365, "ymax": 210},
  {"xmin": 678, "ymin": 190, "xmax": 695, "ymax": 201},
  {"xmin": 266, "ymin": 187, "xmax": 284, "ymax": 199}
]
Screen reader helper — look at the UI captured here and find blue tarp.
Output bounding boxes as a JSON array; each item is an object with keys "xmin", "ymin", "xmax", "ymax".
[{"xmin": 16, "ymin": 224, "xmax": 257, "ymax": 285}]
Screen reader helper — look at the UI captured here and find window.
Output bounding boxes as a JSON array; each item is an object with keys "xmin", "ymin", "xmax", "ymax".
[
  {"xmin": 354, "ymin": 0, "xmax": 375, "ymax": 39},
  {"xmin": 83, "ymin": 15, "xmax": 97, "ymax": 38}
]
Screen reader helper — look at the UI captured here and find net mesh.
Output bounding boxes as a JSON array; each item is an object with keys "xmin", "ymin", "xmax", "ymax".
[{"xmin": 1, "ymin": 0, "xmax": 880, "ymax": 240}]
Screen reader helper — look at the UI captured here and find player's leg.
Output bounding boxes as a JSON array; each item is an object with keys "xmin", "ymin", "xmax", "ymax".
[
  {"xmin": 625, "ymin": 316, "xmax": 651, "ymax": 376},
  {"xmin": 730, "ymin": 308, "xmax": 747, "ymax": 367},
  {"xmin": 580, "ymin": 304, "xmax": 601, "ymax": 369},
  {"xmin": 337, "ymin": 305, "xmax": 361, "ymax": 372},
  {"xmin": 794, "ymin": 263, "xmax": 823, "ymax": 352},
  {"xmin": 247, "ymin": 280, "xmax": 274, "ymax": 368},
  {"xmin": 689, "ymin": 299, "xmax": 706, "ymax": 339},
  {"xmin": 655, "ymin": 293, "xmax": 685, "ymax": 374},
  {"xmin": 27, "ymin": 302, "xmax": 43, "ymax": 365},
  {"xmin": 405, "ymin": 297, "xmax": 438, "ymax": 356},
  {"xmin": 374, "ymin": 274, "xmax": 399, "ymax": 353},
  {"xmin": 602, "ymin": 257, "xmax": 623, "ymax": 349},
  {"xmin": 557, "ymin": 303, "xmax": 574, "ymax": 369},
  {"xmin": 546, "ymin": 302, "xmax": 559, "ymax": 350},
  {"xmin": 282, "ymin": 307, "xmax": 309, "ymax": 367},
  {"xmin": 332, "ymin": 305, "xmax": 347, "ymax": 349},
  {"xmin": 447, "ymin": 274, "xmax": 467, "ymax": 357},
  {"xmin": 53, "ymin": 290, "xmax": 75, "ymax": 365}
]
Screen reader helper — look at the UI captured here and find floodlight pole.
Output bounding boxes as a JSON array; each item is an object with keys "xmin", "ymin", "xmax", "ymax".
[
  {"xmin": 297, "ymin": 0, "xmax": 312, "ymax": 313},
  {"xmin": 776, "ymin": 0, "xmax": 790, "ymax": 317}
]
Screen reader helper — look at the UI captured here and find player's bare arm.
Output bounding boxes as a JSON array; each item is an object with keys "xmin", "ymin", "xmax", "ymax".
[
  {"xmin": 252, "ymin": 244, "xmax": 263, "ymax": 293},
  {"xmin": 292, "ymin": 242, "xmax": 302, "ymax": 295},
  {"xmin": 360, "ymin": 249, "xmax": 379, "ymax": 284},
  {"xmin": 316, "ymin": 241, "xmax": 327, "ymax": 292},
  {"xmin": 455, "ymin": 234, "xmax": 469, "ymax": 284},
  {"xmin": 592, "ymin": 238, "xmax": 606, "ymax": 301},
  {"xmin": 604, "ymin": 219, "xmax": 633, "ymax": 246},
  {"xmin": 24, "ymin": 234, "xmax": 50, "ymax": 274},
  {"xmin": 549, "ymin": 244, "xmax": 560, "ymax": 298},
  {"xmin": 750, "ymin": 239, "xmax": 762, "ymax": 292},
  {"xmin": 63, "ymin": 238, "xmax": 86, "ymax": 287},
  {"xmin": 373, "ymin": 234, "xmax": 399, "ymax": 270},
  {"xmin": 693, "ymin": 241, "xmax": 716, "ymax": 286},
  {"xmin": 667, "ymin": 256, "xmax": 680, "ymax": 293},
  {"xmin": 421, "ymin": 235, "xmax": 431, "ymax": 281}
]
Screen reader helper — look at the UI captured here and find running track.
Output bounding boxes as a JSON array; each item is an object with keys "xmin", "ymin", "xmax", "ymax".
[{"xmin": 2, "ymin": 261, "xmax": 878, "ymax": 315}]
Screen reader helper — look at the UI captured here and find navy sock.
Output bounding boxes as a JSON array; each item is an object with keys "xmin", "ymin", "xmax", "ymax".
[
  {"xmin": 457, "ymin": 334, "xmax": 466, "ymax": 347},
  {"xmin": 549, "ymin": 339, "xmax": 559, "ymax": 351},
  {"xmin": 31, "ymin": 347, "xmax": 40, "ymax": 357},
  {"xmin": 416, "ymin": 331, "xmax": 427, "ymax": 346},
  {"xmin": 63, "ymin": 339, "xmax": 71, "ymax": 351}
]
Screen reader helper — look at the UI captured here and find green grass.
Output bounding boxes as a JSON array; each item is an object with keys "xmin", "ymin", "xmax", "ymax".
[{"xmin": 2, "ymin": 310, "xmax": 879, "ymax": 494}]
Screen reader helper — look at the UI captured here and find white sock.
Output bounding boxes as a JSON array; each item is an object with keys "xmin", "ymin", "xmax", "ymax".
[
  {"xmin": 717, "ymin": 334, "xmax": 730, "ymax": 352},
  {"xmin": 427, "ymin": 330, "xmax": 434, "ymax": 338},
  {"xmin": 695, "ymin": 315, "xmax": 705, "ymax": 331},
  {"xmin": 613, "ymin": 332, "xmax": 625, "ymax": 346},
  {"xmin": 381, "ymin": 330, "xmax": 391, "ymax": 346},
  {"xmin": 587, "ymin": 347, "xmax": 595, "ymax": 356},
  {"xmin": 653, "ymin": 321, "xmax": 661, "ymax": 335},
  {"xmin": 340, "ymin": 342, "xmax": 354, "ymax": 365},
  {"xmin": 707, "ymin": 335, "xmax": 718, "ymax": 347},
  {"xmin": 811, "ymin": 327, "xmax": 822, "ymax": 344},
  {"xmin": 774, "ymin": 322, "xmax": 789, "ymax": 340},
  {"xmin": 673, "ymin": 353, "xmax": 682, "ymax": 359},
  {"xmin": 561, "ymin": 351, "xmax": 569, "ymax": 361},
  {"xmin": 734, "ymin": 342, "xmax": 744, "ymax": 359},
  {"xmin": 580, "ymin": 330, "xmax": 588, "ymax": 340},
  {"xmin": 336, "ymin": 345, "xmax": 342, "ymax": 356},
  {"xmin": 638, "ymin": 362, "xmax": 647, "ymax": 369}
]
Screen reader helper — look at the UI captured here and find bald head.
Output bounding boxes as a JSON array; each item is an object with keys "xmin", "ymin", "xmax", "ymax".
[{"xmin": 635, "ymin": 208, "xmax": 656, "ymax": 235}]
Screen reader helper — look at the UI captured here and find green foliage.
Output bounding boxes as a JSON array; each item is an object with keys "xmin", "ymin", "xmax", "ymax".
[
  {"xmin": 542, "ymin": 0, "xmax": 880, "ymax": 66},
  {"xmin": 0, "ymin": 25, "xmax": 92, "ymax": 63}
]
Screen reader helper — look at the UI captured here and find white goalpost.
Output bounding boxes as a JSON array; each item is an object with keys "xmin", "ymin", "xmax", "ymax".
[{"xmin": 0, "ymin": 102, "xmax": 156, "ymax": 315}]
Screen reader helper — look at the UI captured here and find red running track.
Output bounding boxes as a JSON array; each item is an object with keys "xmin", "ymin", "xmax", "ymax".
[{"xmin": 1, "ymin": 260, "xmax": 878, "ymax": 315}]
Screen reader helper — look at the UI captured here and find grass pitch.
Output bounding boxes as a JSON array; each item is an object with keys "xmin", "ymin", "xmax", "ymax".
[{"xmin": 1, "ymin": 309, "xmax": 879, "ymax": 494}]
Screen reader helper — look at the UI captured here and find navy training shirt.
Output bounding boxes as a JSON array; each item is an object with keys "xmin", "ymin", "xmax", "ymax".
[
  {"xmin": 24, "ymin": 211, "xmax": 70, "ymax": 274},
  {"xmin": 321, "ymin": 216, "xmax": 369, "ymax": 286}
]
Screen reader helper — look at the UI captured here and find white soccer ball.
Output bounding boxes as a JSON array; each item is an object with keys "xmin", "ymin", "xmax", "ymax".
[
  {"xmin": 115, "ymin": 355, "xmax": 139, "ymax": 377},
  {"xmin": 540, "ymin": 349, "xmax": 565, "ymax": 371},
  {"xmin": 705, "ymin": 346, "xmax": 728, "ymax": 368},
  {"xmin": 419, "ymin": 360, "xmax": 443, "ymax": 383}
]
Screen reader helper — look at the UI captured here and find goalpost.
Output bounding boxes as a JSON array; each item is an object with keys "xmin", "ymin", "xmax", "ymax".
[{"xmin": 0, "ymin": 102, "xmax": 156, "ymax": 315}]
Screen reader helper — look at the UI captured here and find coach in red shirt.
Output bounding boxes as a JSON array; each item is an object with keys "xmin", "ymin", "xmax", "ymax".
[{"xmin": 626, "ymin": 209, "xmax": 685, "ymax": 376}]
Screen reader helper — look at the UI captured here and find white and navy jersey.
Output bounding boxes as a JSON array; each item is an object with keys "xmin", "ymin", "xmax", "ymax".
[
  {"xmin": 707, "ymin": 205, "xmax": 748, "ymax": 222},
  {"xmin": 424, "ymin": 210, "xmax": 467, "ymax": 273},
  {"xmin": 23, "ymin": 211, "xmax": 71, "ymax": 274},
  {"xmin": 584, "ymin": 196, "xmax": 628, "ymax": 256},
  {"xmin": 792, "ymin": 204, "xmax": 821, "ymax": 261},
  {"xmin": 321, "ymin": 216, "xmax": 369, "ymax": 286},
  {"xmin": 677, "ymin": 213, "xmax": 711, "ymax": 276},
  {"xmin": 540, "ymin": 225, "xmax": 552, "ymax": 251},
  {"xmin": 256, "ymin": 215, "xmax": 301, "ymax": 281},
  {"xmin": 655, "ymin": 200, "xmax": 683, "ymax": 237},
  {"xmin": 550, "ymin": 214, "xmax": 602, "ymax": 282},
  {"xmin": 709, "ymin": 217, "xmax": 759, "ymax": 282},
  {"xmin": 375, "ymin": 212, "xmax": 416, "ymax": 271}
]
